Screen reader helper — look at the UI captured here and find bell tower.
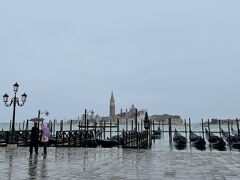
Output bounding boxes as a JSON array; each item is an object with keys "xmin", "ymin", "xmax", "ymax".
[{"xmin": 109, "ymin": 91, "xmax": 115, "ymax": 120}]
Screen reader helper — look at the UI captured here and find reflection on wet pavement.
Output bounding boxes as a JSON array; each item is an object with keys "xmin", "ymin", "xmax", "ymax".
[{"xmin": 0, "ymin": 132, "xmax": 240, "ymax": 180}]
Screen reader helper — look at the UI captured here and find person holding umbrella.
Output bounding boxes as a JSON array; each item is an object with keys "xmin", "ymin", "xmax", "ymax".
[
  {"xmin": 41, "ymin": 122, "xmax": 49, "ymax": 155},
  {"xmin": 30, "ymin": 122, "xmax": 39, "ymax": 155}
]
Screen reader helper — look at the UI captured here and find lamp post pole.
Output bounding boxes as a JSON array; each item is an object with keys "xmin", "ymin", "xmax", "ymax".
[
  {"xmin": 11, "ymin": 92, "xmax": 17, "ymax": 136},
  {"xmin": 3, "ymin": 83, "xmax": 27, "ymax": 148}
]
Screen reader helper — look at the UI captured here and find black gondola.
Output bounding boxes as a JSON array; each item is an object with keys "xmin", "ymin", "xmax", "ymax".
[
  {"xmin": 96, "ymin": 138, "xmax": 119, "ymax": 148},
  {"xmin": 205, "ymin": 128, "xmax": 226, "ymax": 149},
  {"xmin": 231, "ymin": 127, "xmax": 239, "ymax": 136},
  {"xmin": 189, "ymin": 131, "xmax": 206, "ymax": 149},
  {"xmin": 173, "ymin": 129, "xmax": 187, "ymax": 147},
  {"xmin": 151, "ymin": 127, "xmax": 161, "ymax": 139},
  {"xmin": 221, "ymin": 129, "xmax": 240, "ymax": 149},
  {"xmin": 107, "ymin": 134, "xmax": 123, "ymax": 145}
]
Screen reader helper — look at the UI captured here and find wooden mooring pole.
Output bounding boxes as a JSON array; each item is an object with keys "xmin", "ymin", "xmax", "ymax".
[
  {"xmin": 104, "ymin": 120, "xmax": 106, "ymax": 139},
  {"xmin": 26, "ymin": 120, "xmax": 29, "ymax": 131},
  {"xmin": 153, "ymin": 120, "xmax": 155, "ymax": 133},
  {"xmin": 228, "ymin": 121, "xmax": 230, "ymax": 140},
  {"xmin": 184, "ymin": 119, "xmax": 187, "ymax": 138},
  {"xmin": 218, "ymin": 120, "xmax": 221, "ymax": 137},
  {"xmin": 110, "ymin": 118, "xmax": 112, "ymax": 138},
  {"xmin": 53, "ymin": 119, "xmax": 56, "ymax": 137},
  {"xmin": 168, "ymin": 117, "xmax": 172, "ymax": 145},
  {"xmin": 201, "ymin": 119, "xmax": 204, "ymax": 140},
  {"xmin": 70, "ymin": 119, "xmax": 73, "ymax": 131},
  {"xmin": 117, "ymin": 118, "xmax": 119, "ymax": 143},
  {"xmin": 135, "ymin": 109, "xmax": 138, "ymax": 131},
  {"xmin": 60, "ymin": 120, "xmax": 63, "ymax": 131},
  {"xmin": 85, "ymin": 109, "xmax": 87, "ymax": 130},
  {"xmin": 131, "ymin": 120, "xmax": 133, "ymax": 131}
]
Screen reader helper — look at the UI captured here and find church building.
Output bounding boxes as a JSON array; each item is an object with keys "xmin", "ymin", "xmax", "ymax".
[{"xmin": 109, "ymin": 91, "xmax": 115, "ymax": 122}]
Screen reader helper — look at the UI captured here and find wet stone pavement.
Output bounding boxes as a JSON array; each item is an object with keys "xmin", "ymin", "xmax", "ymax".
[{"xmin": 0, "ymin": 147, "xmax": 240, "ymax": 180}]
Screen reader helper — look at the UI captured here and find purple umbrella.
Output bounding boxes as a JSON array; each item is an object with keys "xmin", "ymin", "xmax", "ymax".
[{"xmin": 41, "ymin": 122, "xmax": 50, "ymax": 137}]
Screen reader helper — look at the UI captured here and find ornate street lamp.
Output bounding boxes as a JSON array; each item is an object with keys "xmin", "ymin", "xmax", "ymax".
[{"xmin": 3, "ymin": 82, "xmax": 27, "ymax": 147}]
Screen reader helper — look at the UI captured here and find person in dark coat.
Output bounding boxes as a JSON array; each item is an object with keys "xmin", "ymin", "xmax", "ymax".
[{"xmin": 30, "ymin": 122, "xmax": 39, "ymax": 155}]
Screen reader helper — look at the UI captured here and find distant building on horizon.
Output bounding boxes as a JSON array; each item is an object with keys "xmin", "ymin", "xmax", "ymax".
[
  {"xmin": 150, "ymin": 114, "xmax": 183, "ymax": 125},
  {"xmin": 67, "ymin": 91, "xmax": 183, "ymax": 126},
  {"xmin": 107, "ymin": 92, "xmax": 183, "ymax": 125}
]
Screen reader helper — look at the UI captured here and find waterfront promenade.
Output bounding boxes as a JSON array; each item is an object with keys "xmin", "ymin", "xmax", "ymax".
[{"xmin": 1, "ymin": 145, "xmax": 240, "ymax": 180}]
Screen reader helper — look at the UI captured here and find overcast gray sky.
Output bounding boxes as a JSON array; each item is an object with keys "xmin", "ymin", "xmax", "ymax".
[{"xmin": 0, "ymin": 0, "xmax": 240, "ymax": 122}]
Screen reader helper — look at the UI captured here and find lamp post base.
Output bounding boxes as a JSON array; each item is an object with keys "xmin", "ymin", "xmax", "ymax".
[{"xmin": 7, "ymin": 143, "xmax": 17, "ymax": 149}]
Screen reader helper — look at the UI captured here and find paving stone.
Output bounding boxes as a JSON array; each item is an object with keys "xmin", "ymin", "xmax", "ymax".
[{"xmin": 0, "ymin": 146, "xmax": 239, "ymax": 179}]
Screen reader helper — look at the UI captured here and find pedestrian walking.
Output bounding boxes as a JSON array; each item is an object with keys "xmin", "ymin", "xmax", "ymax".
[
  {"xmin": 30, "ymin": 122, "xmax": 39, "ymax": 155},
  {"xmin": 41, "ymin": 122, "xmax": 49, "ymax": 155}
]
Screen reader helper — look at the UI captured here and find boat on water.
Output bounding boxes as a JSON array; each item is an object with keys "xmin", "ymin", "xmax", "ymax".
[
  {"xmin": 107, "ymin": 134, "xmax": 123, "ymax": 145},
  {"xmin": 205, "ymin": 128, "xmax": 226, "ymax": 149},
  {"xmin": 189, "ymin": 131, "xmax": 206, "ymax": 149},
  {"xmin": 221, "ymin": 129, "xmax": 240, "ymax": 149},
  {"xmin": 151, "ymin": 127, "xmax": 161, "ymax": 139},
  {"xmin": 96, "ymin": 138, "xmax": 119, "ymax": 148},
  {"xmin": 231, "ymin": 127, "xmax": 239, "ymax": 136},
  {"xmin": 173, "ymin": 129, "xmax": 187, "ymax": 148}
]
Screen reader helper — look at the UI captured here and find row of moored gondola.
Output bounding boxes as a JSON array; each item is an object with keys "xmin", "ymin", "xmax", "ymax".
[{"xmin": 173, "ymin": 127, "xmax": 240, "ymax": 149}]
